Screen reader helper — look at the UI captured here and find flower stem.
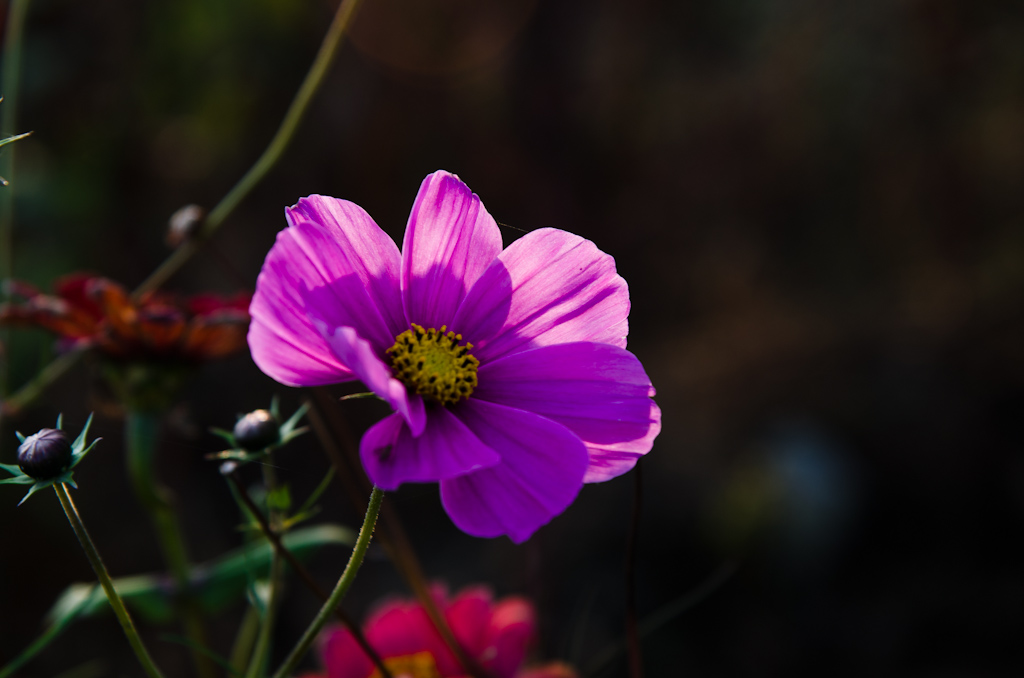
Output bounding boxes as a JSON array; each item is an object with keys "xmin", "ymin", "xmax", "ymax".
[
  {"xmin": 226, "ymin": 468, "xmax": 392, "ymax": 678},
  {"xmin": 133, "ymin": 0, "xmax": 365, "ymax": 299},
  {"xmin": 0, "ymin": 0, "xmax": 33, "ymax": 400},
  {"xmin": 307, "ymin": 389, "xmax": 487, "ymax": 678},
  {"xmin": 270, "ymin": 486, "xmax": 384, "ymax": 678},
  {"xmin": 53, "ymin": 483, "xmax": 166, "ymax": 678},
  {"xmin": 244, "ymin": 457, "xmax": 285, "ymax": 678},
  {"xmin": 125, "ymin": 411, "xmax": 216, "ymax": 678},
  {"xmin": 1, "ymin": 0, "xmax": 368, "ymax": 413}
]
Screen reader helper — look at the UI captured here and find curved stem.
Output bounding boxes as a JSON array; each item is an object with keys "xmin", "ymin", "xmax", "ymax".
[
  {"xmin": 125, "ymin": 411, "xmax": 216, "ymax": 678},
  {"xmin": 307, "ymin": 389, "xmax": 487, "ymax": 678},
  {"xmin": 54, "ymin": 483, "xmax": 166, "ymax": 678},
  {"xmin": 1, "ymin": 0, "xmax": 368, "ymax": 415},
  {"xmin": 226, "ymin": 468, "xmax": 392, "ymax": 678},
  {"xmin": 244, "ymin": 456, "xmax": 286, "ymax": 678},
  {"xmin": 133, "ymin": 0, "xmax": 365, "ymax": 299},
  {"xmin": 270, "ymin": 486, "xmax": 384, "ymax": 678},
  {"xmin": 0, "ymin": 0, "xmax": 33, "ymax": 399}
]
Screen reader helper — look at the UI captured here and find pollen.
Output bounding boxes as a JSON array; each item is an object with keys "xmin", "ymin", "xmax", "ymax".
[
  {"xmin": 387, "ymin": 323, "xmax": 479, "ymax": 406},
  {"xmin": 369, "ymin": 651, "xmax": 442, "ymax": 678}
]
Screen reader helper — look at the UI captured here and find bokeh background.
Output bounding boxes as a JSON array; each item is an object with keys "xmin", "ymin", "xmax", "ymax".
[{"xmin": 2, "ymin": 0, "xmax": 1023, "ymax": 675}]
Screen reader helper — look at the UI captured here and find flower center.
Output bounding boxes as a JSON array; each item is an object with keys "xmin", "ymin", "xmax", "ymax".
[
  {"xmin": 369, "ymin": 651, "xmax": 442, "ymax": 678},
  {"xmin": 387, "ymin": 323, "xmax": 479, "ymax": 406}
]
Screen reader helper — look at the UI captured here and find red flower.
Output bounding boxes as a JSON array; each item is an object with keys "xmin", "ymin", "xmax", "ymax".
[
  {"xmin": 313, "ymin": 586, "xmax": 576, "ymax": 678},
  {"xmin": 1, "ymin": 273, "xmax": 250, "ymax": 363}
]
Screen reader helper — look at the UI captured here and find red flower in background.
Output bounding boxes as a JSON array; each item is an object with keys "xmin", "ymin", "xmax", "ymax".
[
  {"xmin": 1, "ymin": 273, "xmax": 250, "ymax": 363},
  {"xmin": 310, "ymin": 586, "xmax": 576, "ymax": 678}
]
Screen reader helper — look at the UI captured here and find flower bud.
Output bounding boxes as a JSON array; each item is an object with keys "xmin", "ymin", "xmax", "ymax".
[
  {"xmin": 17, "ymin": 428, "xmax": 73, "ymax": 479},
  {"xmin": 166, "ymin": 204, "xmax": 205, "ymax": 247},
  {"xmin": 233, "ymin": 409, "xmax": 280, "ymax": 451}
]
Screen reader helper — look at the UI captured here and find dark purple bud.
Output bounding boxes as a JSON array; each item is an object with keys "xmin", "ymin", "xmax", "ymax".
[
  {"xmin": 233, "ymin": 409, "xmax": 279, "ymax": 452},
  {"xmin": 17, "ymin": 428, "xmax": 72, "ymax": 479}
]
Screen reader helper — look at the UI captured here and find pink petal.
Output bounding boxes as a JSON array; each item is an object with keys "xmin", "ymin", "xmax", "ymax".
[
  {"xmin": 515, "ymin": 663, "xmax": 580, "ymax": 678},
  {"xmin": 402, "ymin": 171, "xmax": 503, "ymax": 330},
  {"xmin": 440, "ymin": 400, "xmax": 588, "ymax": 543},
  {"xmin": 319, "ymin": 626, "xmax": 374, "ymax": 678},
  {"xmin": 315, "ymin": 323, "xmax": 426, "ymax": 436},
  {"xmin": 445, "ymin": 587, "xmax": 495, "ymax": 658},
  {"xmin": 364, "ymin": 600, "xmax": 459, "ymax": 674},
  {"xmin": 473, "ymin": 342, "xmax": 660, "ymax": 483},
  {"xmin": 360, "ymin": 409, "xmax": 500, "ymax": 490},
  {"xmin": 483, "ymin": 597, "xmax": 536, "ymax": 678},
  {"xmin": 249, "ymin": 195, "xmax": 405, "ymax": 386},
  {"xmin": 451, "ymin": 228, "xmax": 629, "ymax": 364}
]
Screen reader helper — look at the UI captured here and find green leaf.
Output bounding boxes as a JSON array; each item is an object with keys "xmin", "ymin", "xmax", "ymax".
[
  {"xmin": 71, "ymin": 413, "xmax": 94, "ymax": 453},
  {"xmin": 0, "ymin": 463, "xmax": 24, "ymax": 476},
  {"xmin": 0, "ymin": 475, "xmax": 34, "ymax": 485},
  {"xmin": 55, "ymin": 413, "xmax": 64, "ymax": 430},
  {"xmin": 19, "ymin": 482, "xmax": 52, "ymax": 505},
  {"xmin": 0, "ymin": 584, "xmax": 97, "ymax": 678},
  {"xmin": 14, "ymin": 431, "xmax": 25, "ymax": 444},
  {"xmin": 0, "ymin": 130, "xmax": 31, "ymax": 149},
  {"xmin": 266, "ymin": 485, "xmax": 291, "ymax": 513},
  {"xmin": 210, "ymin": 427, "xmax": 236, "ymax": 445},
  {"xmin": 42, "ymin": 524, "xmax": 357, "ymax": 625}
]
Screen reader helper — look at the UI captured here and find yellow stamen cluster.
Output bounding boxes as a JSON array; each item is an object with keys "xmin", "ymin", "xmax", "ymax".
[
  {"xmin": 387, "ymin": 324, "xmax": 479, "ymax": 406},
  {"xmin": 369, "ymin": 651, "xmax": 442, "ymax": 678}
]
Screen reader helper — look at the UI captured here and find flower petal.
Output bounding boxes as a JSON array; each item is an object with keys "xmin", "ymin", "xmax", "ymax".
[
  {"xmin": 248, "ymin": 195, "xmax": 404, "ymax": 387},
  {"xmin": 484, "ymin": 596, "xmax": 536, "ymax": 678},
  {"xmin": 316, "ymin": 324, "xmax": 426, "ymax": 436},
  {"xmin": 445, "ymin": 586, "xmax": 494, "ymax": 657},
  {"xmin": 440, "ymin": 399, "xmax": 588, "ymax": 543},
  {"xmin": 360, "ymin": 408, "xmax": 500, "ymax": 490},
  {"xmin": 452, "ymin": 228, "xmax": 629, "ymax": 364},
  {"xmin": 402, "ymin": 171, "xmax": 503, "ymax": 330},
  {"xmin": 319, "ymin": 626, "xmax": 374, "ymax": 678},
  {"xmin": 474, "ymin": 342, "xmax": 660, "ymax": 483}
]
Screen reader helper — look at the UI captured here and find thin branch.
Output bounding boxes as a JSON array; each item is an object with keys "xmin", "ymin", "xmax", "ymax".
[
  {"xmin": 225, "ymin": 468, "xmax": 392, "ymax": 678},
  {"xmin": 269, "ymin": 487, "xmax": 384, "ymax": 678}
]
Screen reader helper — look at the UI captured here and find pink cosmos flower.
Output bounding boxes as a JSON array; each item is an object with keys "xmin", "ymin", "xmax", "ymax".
[
  {"xmin": 248, "ymin": 171, "xmax": 660, "ymax": 541},
  {"xmin": 310, "ymin": 586, "xmax": 576, "ymax": 678}
]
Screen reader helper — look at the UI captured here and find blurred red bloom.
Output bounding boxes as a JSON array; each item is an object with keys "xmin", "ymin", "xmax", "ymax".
[
  {"xmin": 309, "ymin": 586, "xmax": 576, "ymax": 678},
  {"xmin": 0, "ymin": 273, "xmax": 250, "ymax": 363}
]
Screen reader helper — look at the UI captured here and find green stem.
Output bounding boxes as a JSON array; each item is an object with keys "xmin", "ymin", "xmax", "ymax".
[
  {"xmin": 53, "ymin": 483, "xmax": 166, "ymax": 678},
  {"xmin": 270, "ymin": 487, "xmax": 384, "ymax": 678},
  {"xmin": 125, "ymin": 411, "xmax": 216, "ymax": 678},
  {"xmin": 1, "ymin": 0, "xmax": 368, "ymax": 413},
  {"xmin": 133, "ymin": 0, "xmax": 365, "ymax": 299},
  {"xmin": 0, "ymin": 0, "xmax": 32, "ymax": 399},
  {"xmin": 246, "ymin": 551, "xmax": 284, "ymax": 678},
  {"xmin": 244, "ymin": 457, "xmax": 286, "ymax": 678},
  {"xmin": 230, "ymin": 605, "xmax": 262, "ymax": 676}
]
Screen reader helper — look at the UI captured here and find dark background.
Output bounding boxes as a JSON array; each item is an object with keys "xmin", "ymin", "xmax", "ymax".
[{"xmin": 2, "ymin": 0, "xmax": 1023, "ymax": 675}]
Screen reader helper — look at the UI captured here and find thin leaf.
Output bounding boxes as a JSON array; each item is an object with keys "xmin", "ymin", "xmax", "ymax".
[
  {"xmin": 14, "ymin": 431, "xmax": 25, "ymax": 444},
  {"xmin": 19, "ymin": 482, "xmax": 51, "ymax": 505},
  {"xmin": 0, "ymin": 584, "xmax": 96, "ymax": 678},
  {"xmin": 0, "ymin": 475, "xmax": 35, "ymax": 485},
  {"xmin": 71, "ymin": 413, "xmax": 94, "ymax": 452},
  {"xmin": 56, "ymin": 413, "xmax": 64, "ymax": 430},
  {"xmin": 297, "ymin": 466, "xmax": 335, "ymax": 517}
]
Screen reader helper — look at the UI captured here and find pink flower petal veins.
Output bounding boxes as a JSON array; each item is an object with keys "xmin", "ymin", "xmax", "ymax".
[
  {"xmin": 441, "ymin": 399, "xmax": 589, "ymax": 543},
  {"xmin": 474, "ymin": 342, "xmax": 660, "ymax": 483},
  {"xmin": 360, "ymin": 409, "xmax": 500, "ymax": 490},
  {"xmin": 248, "ymin": 196, "xmax": 404, "ymax": 386},
  {"xmin": 452, "ymin": 228, "xmax": 630, "ymax": 364},
  {"xmin": 315, "ymin": 322, "xmax": 426, "ymax": 436},
  {"xmin": 402, "ymin": 171, "xmax": 503, "ymax": 330}
]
